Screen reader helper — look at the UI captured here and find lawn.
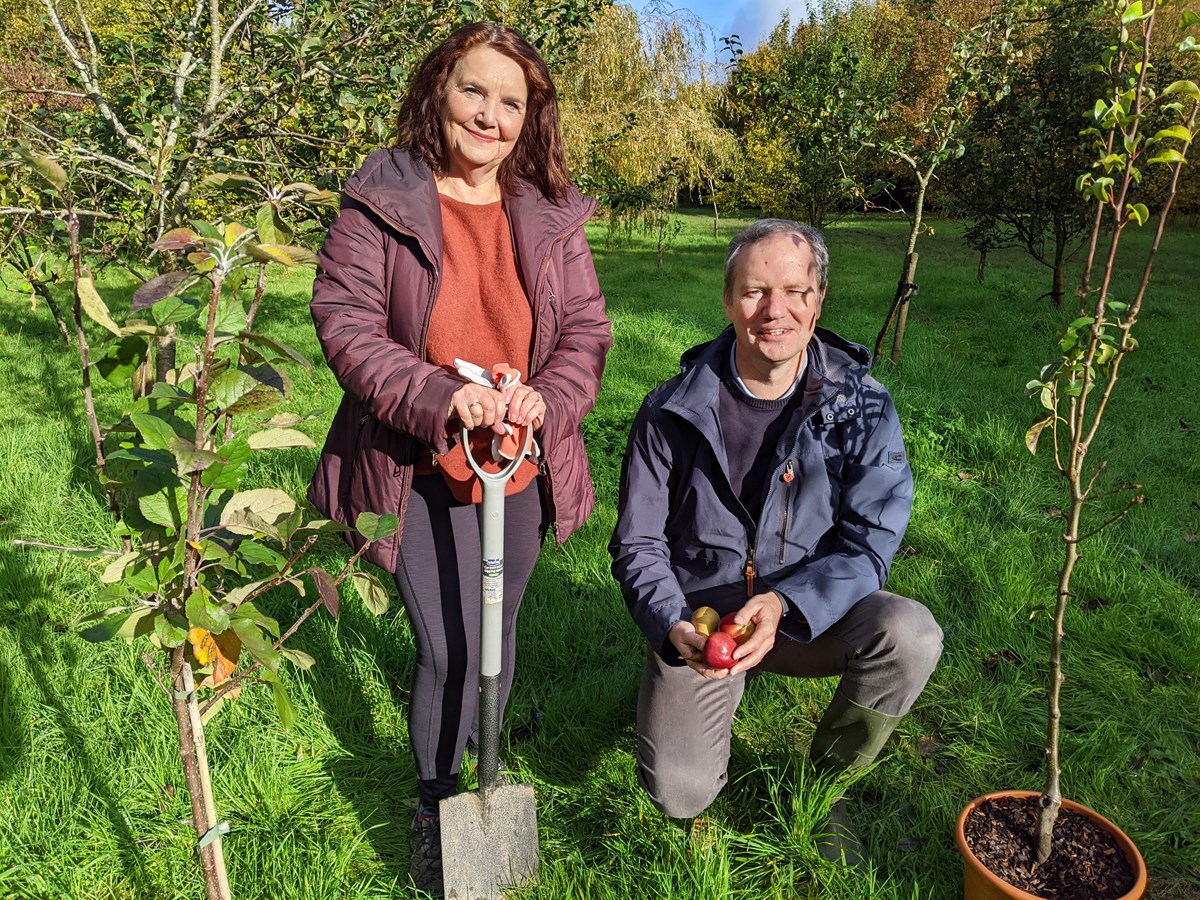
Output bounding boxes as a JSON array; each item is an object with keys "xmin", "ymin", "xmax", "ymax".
[{"xmin": 0, "ymin": 210, "xmax": 1197, "ymax": 899}]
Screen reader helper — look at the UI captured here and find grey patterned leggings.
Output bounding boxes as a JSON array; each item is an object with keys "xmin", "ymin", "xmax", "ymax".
[{"xmin": 393, "ymin": 475, "xmax": 547, "ymax": 785}]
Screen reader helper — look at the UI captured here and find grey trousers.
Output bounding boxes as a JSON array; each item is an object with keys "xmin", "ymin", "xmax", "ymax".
[{"xmin": 637, "ymin": 590, "xmax": 943, "ymax": 818}]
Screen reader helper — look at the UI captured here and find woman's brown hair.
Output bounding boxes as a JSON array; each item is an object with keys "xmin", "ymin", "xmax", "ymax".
[{"xmin": 395, "ymin": 23, "xmax": 571, "ymax": 202}]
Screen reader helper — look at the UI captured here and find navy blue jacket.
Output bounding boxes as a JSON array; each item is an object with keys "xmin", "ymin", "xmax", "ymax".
[{"xmin": 609, "ymin": 326, "xmax": 912, "ymax": 660}]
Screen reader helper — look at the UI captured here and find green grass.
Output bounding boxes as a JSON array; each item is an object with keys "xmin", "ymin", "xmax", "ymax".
[{"xmin": 1, "ymin": 210, "xmax": 1198, "ymax": 898}]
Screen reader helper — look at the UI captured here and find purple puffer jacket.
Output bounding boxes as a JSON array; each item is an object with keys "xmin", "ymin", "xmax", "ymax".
[{"xmin": 307, "ymin": 149, "xmax": 612, "ymax": 571}]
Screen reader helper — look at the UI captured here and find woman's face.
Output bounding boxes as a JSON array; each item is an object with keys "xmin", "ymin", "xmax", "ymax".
[{"xmin": 439, "ymin": 45, "xmax": 529, "ymax": 182}]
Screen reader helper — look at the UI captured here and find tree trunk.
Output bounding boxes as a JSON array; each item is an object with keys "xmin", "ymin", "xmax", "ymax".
[
  {"xmin": 889, "ymin": 251, "xmax": 919, "ymax": 367},
  {"xmin": 875, "ymin": 176, "xmax": 927, "ymax": 365},
  {"xmin": 977, "ymin": 248, "xmax": 989, "ymax": 282},
  {"xmin": 171, "ymin": 650, "xmax": 224, "ymax": 900},
  {"xmin": 1051, "ymin": 229, "xmax": 1067, "ymax": 308},
  {"xmin": 708, "ymin": 177, "xmax": 719, "ymax": 238}
]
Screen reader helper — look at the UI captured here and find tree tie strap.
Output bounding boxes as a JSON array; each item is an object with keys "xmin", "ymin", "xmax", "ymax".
[
  {"xmin": 198, "ymin": 821, "xmax": 230, "ymax": 849},
  {"xmin": 172, "ymin": 688, "xmax": 195, "ymax": 701}
]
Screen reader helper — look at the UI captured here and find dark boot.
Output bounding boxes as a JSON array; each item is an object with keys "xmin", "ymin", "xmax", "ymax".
[
  {"xmin": 410, "ymin": 804, "xmax": 443, "ymax": 896},
  {"xmin": 809, "ymin": 689, "xmax": 902, "ymax": 868}
]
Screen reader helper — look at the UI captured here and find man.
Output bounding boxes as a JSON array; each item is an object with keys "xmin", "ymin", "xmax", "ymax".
[{"xmin": 609, "ymin": 219, "xmax": 942, "ymax": 866}]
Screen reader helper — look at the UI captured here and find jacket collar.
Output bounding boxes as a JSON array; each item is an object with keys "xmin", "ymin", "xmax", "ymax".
[
  {"xmin": 665, "ymin": 326, "xmax": 871, "ymax": 444},
  {"xmin": 340, "ymin": 148, "xmax": 595, "ymax": 286}
]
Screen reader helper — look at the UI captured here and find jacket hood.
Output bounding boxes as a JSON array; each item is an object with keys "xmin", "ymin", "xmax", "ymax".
[{"xmin": 341, "ymin": 149, "xmax": 596, "ymax": 269}]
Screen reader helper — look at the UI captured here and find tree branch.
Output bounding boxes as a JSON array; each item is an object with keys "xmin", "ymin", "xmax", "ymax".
[
  {"xmin": 40, "ymin": 0, "xmax": 148, "ymax": 157},
  {"xmin": 1066, "ymin": 494, "xmax": 1145, "ymax": 544}
]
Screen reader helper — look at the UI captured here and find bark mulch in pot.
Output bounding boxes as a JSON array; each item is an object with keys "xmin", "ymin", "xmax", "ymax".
[{"xmin": 963, "ymin": 795, "xmax": 1137, "ymax": 899}]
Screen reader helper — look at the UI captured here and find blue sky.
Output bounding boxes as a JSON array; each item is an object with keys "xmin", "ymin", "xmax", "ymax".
[{"xmin": 673, "ymin": 0, "xmax": 813, "ymax": 56}]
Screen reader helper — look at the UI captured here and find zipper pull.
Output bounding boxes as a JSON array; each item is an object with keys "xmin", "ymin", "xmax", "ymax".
[
  {"xmin": 430, "ymin": 447, "xmax": 439, "ymax": 468},
  {"xmin": 782, "ymin": 460, "xmax": 795, "ymax": 484},
  {"xmin": 745, "ymin": 549, "xmax": 756, "ymax": 598}
]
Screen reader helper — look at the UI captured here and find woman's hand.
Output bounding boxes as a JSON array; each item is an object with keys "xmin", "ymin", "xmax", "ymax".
[
  {"xmin": 504, "ymin": 383, "xmax": 546, "ymax": 430},
  {"xmin": 448, "ymin": 383, "xmax": 509, "ymax": 434}
]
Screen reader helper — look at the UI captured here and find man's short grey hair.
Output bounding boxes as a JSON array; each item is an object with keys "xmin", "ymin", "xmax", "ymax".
[{"xmin": 723, "ymin": 219, "xmax": 829, "ymax": 296}]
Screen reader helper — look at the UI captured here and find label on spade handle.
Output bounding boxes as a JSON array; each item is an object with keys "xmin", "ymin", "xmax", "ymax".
[{"xmin": 483, "ymin": 558, "xmax": 503, "ymax": 605}]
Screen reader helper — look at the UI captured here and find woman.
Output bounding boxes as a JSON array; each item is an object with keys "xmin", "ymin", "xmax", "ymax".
[{"xmin": 307, "ymin": 23, "xmax": 611, "ymax": 893}]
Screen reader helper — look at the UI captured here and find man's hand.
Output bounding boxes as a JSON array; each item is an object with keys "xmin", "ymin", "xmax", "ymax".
[
  {"xmin": 728, "ymin": 591, "xmax": 783, "ymax": 676},
  {"xmin": 668, "ymin": 620, "xmax": 732, "ymax": 680}
]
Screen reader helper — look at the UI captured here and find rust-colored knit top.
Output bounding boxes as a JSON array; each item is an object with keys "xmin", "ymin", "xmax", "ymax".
[{"xmin": 415, "ymin": 193, "xmax": 538, "ymax": 500}]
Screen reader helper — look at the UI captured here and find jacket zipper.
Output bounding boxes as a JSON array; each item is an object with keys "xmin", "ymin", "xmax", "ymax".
[
  {"xmin": 744, "ymin": 546, "xmax": 756, "ymax": 598},
  {"xmin": 778, "ymin": 460, "xmax": 794, "ymax": 564},
  {"xmin": 754, "ymin": 388, "xmax": 840, "ymax": 572}
]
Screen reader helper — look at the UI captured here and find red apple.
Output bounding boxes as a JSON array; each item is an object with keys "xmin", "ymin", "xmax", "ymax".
[
  {"xmin": 719, "ymin": 611, "xmax": 756, "ymax": 645},
  {"xmin": 703, "ymin": 631, "xmax": 738, "ymax": 669}
]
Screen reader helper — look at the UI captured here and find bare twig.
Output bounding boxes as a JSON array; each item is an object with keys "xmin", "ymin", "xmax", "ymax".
[{"xmin": 1067, "ymin": 494, "xmax": 1146, "ymax": 545}]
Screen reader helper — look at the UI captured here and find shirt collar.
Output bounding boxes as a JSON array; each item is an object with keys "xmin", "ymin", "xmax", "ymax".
[{"xmin": 728, "ymin": 341, "xmax": 807, "ymax": 401}]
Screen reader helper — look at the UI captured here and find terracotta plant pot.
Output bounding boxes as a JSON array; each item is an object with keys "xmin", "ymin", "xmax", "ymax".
[{"xmin": 954, "ymin": 790, "xmax": 1148, "ymax": 900}]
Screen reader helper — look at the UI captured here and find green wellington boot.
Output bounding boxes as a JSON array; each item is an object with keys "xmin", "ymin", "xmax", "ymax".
[{"xmin": 808, "ymin": 689, "xmax": 903, "ymax": 868}]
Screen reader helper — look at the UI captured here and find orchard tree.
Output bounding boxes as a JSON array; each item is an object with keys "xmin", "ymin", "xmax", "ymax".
[
  {"xmin": 949, "ymin": 1, "xmax": 1107, "ymax": 306},
  {"xmin": 720, "ymin": 1, "xmax": 905, "ymax": 228},
  {"xmin": 871, "ymin": 1, "xmax": 1030, "ymax": 365},
  {"xmin": 559, "ymin": 2, "xmax": 733, "ymax": 259},
  {"xmin": 1024, "ymin": 0, "xmax": 1197, "ymax": 862}
]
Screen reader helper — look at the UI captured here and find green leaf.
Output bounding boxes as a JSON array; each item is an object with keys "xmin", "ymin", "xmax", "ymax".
[
  {"xmin": 15, "ymin": 147, "xmax": 67, "ymax": 190},
  {"xmin": 201, "ymin": 173, "xmax": 261, "ymax": 194},
  {"xmin": 1039, "ymin": 385, "xmax": 1054, "ymax": 411},
  {"xmin": 1126, "ymin": 203, "xmax": 1150, "ymax": 226},
  {"xmin": 1183, "ymin": 10, "xmax": 1200, "ymax": 27},
  {"xmin": 186, "ymin": 588, "xmax": 230, "ymax": 634},
  {"xmin": 95, "ymin": 335, "xmax": 149, "ymax": 386},
  {"xmin": 355, "ymin": 512, "xmax": 399, "ymax": 542},
  {"xmin": 231, "ymin": 600, "xmax": 280, "ymax": 637},
  {"xmin": 272, "ymin": 681, "xmax": 296, "ymax": 729},
  {"xmin": 279, "ymin": 647, "xmax": 316, "ymax": 670},
  {"xmin": 155, "ymin": 613, "xmax": 189, "ymax": 648},
  {"xmin": 77, "ymin": 276, "xmax": 122, "ymax": 335},
  {"xmin": 350, "ymin": 571, "xmax": 390, "ymax": 616},
  {"xmin": 210, "ymin": 364, "xmax": 289, "ymax": 414},
  {"xmin": 1162, "ymin": 80, "xmax": 1200, "ymax": 101},
  {"xmin": 245, "ymin": 244, "xmax": 316, "ymax": 268},
  {"xmin": 167, "ymin": 436, "xmax": 223, "ymax": 474},
  {"xmin": 255, "ymin": 204, "xmax": 293, "ymax": 245},
  {"xmin": 232, "ymin": 540, "xmax": 287, "ymax": 570},
  {"xmin": 220, "ymin": 488, "xmax": 296, "ymax": 536},
  {"xmin": 138, "ymin": 488, "xmax": 181, "ymax": 530},
  {"xmin": 131, "ymin": 412, "xmax": 182, "ymax": 451},
  {"xmin": 1121, "ymin": 1, "xmax": 1145, "ymax": 24},
  {"xmin": 223, "ymin": 222, "xmax": 251, "ymax": 248},
  {"xmin": 230, "ymin": 616, "xmax": 280, "ymax": 671},
  {"xmin": 247, "ymin": 428, "xmax": 315, "ymax": 450},
  {"xmin": 152, "ymin": 295, "xmax": 202, "ymax": 326},
  {"xmin": 1153, "ymin": 125, "xmax": 1193, "ymax": 144},
  {"xmin": 1180, "ymin": 35, "xmax": 1199, "ymax": 53},
  {"xmin": 212, "ymin": 294, "xmax": 248, "ymax": 337},
  {"xmin": 201, "ymin": 440, "xmax": 252, "ymax": 491},
  {"xmin": 1147, "ymin": 148, "xmax": 1187, "ymax": 165},
  {"xmin": 238, "ymin": 332, "xmax": 315, "ymax": 374},
  {"xmin": 78, "ymin": 605, "xmax": 158, "ymax": 643},
  {"xmin": 101, "ymin": 551, "xmax": 140, "ymax": 584}
]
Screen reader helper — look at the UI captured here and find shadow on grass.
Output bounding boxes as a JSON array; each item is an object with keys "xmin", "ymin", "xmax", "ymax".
[{"xmin": 0, "ymin": 540, "xmax": 154, "ymax": 892}]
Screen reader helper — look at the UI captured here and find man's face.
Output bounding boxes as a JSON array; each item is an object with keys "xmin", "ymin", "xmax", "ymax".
[{"xmin": 724, "ymin": 232, "xmax": 825, "ymax": 381}]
